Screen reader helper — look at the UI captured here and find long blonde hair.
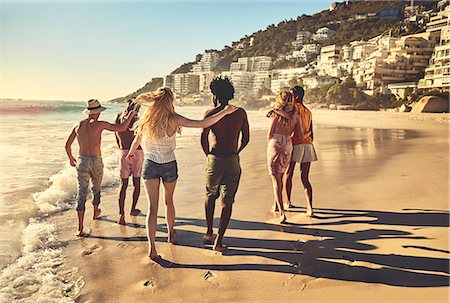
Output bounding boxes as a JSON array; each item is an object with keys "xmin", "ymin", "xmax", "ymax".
[
  {"xmin": 268, "ymin": 90, "xmax": 295, "ymax": 126},
  {"xmin": 133, "ymin": 87, "xmax": 178, "ymax": 141}
]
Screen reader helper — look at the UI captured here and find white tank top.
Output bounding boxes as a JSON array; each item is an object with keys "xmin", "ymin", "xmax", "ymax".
[{"xmin": 142, "ymin": 133, "xmax": 176, "ymax": 164}]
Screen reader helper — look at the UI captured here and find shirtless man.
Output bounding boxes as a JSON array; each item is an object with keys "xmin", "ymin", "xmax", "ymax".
[
  {"xmin": 65, "ymin": 99, "xmax": 136, "ymax": 236},
  {"xmin": 201, "ymin": 76, "xmax": 250, "ymax": 252},
  {"xmin": 114, "ymin": 99, "xmax": 143, "ymax": 225}
]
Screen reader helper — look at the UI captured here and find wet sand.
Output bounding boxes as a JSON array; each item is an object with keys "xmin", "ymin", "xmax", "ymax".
[{"xmin": 49, "ymin": 110, "xmax": 449, "ymax": 302}]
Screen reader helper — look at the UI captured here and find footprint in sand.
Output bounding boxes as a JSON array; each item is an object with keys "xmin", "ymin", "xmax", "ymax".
[
  {"xmin": 117, "ymin": 243, "xmax": 128, "ymax": 248},
  {"xmin": 143, "ymin": 280, "xmax": 156, "ymax": 288},
  {"xmin": 82, "ymin": 243, "xmax": 102, "ymax": 256},
  {"xmin": 203, "ymin": 270, "xmax": 217, "ymax": 281}
]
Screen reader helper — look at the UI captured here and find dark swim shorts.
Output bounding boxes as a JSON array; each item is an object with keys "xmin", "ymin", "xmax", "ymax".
[{"xmin": 205, "ymin": 154, "xmax": 241, "ymax": 204}]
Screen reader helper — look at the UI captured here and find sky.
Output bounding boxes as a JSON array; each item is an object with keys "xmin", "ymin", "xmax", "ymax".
[{"xmin": 1, "ymin": 1, "xmax": 333, "ymax": 101}]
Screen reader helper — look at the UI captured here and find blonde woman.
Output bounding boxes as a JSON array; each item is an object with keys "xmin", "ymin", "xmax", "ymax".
[
  {"xmin": 127, "ymin": 87, "xmax": 237, "ymax": 260},
  {"xmin": 267, "ymin": 91, "xmax": 304, "ymax": 223}
]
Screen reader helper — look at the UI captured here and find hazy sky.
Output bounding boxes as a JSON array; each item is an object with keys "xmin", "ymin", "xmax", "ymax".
[{"xmin": 1, "ymin": 1, "xmax": 332, "ymax": 101}]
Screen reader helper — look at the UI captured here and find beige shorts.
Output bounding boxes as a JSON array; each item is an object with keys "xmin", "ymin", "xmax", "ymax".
[
  {"xmin": 291, "ymin": 144, "xmax": 318, "ymax": 163},
  {"xmin": 119, "ymin": 149, "xmax": 144, "ymax": 179}
]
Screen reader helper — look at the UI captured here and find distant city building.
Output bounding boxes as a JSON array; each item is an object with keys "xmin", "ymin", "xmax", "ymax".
[
  {"xmin": 291, "ymin": 31, "xmax": 312, "ymax": 48},
  {"xmin": 387, "ymin": 82, "xmax": 418, "ymax": 99},
  {"xmin": 317, "ymin": 44, "xmax": 342, "ymax": 77},
  {"xmin": 353, "ymin": 35, "xmax": 434, "ymax": 94},
  {"xmin": 220, "ymin": 71, "xmax": 255, "ymax": 97},
  {"xmin": 312, "ymin": 27, "xmax": 336, "ymax": 41},
  {"xmin": 419, "ymin": 5, "xmax": 450, "ymax": 89},
  {"xmin": 271, "ymin": 67, "xmax": 308, "ymax": 92},
  {"xmin": 302, "ymin": 75, "xmax": 339, "ymax": 89},
  {"xmin": 164, "ymin": 73, "xmax": 200, "ymax": 97},
  {"xmin": 191, "ymin": 51, "xmax": 220, "ymax": 73},
  {"xmin": 378, "ymin": 8, "xmax": 402, "ymax": 20},
  {"xmin": 230, "ymin": 56, "xmax": 272, "ymax": 72}
]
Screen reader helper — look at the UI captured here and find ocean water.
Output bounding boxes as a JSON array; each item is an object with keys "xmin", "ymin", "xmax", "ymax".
[{"xmin": 0, "ymin": 99, "xmax": 269, "ymax": 302}]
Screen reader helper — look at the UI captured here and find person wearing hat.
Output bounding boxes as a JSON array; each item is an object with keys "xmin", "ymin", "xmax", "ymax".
[{"xmin": 65, "ymin": 99, "xmax": 136, "ymax": 237}]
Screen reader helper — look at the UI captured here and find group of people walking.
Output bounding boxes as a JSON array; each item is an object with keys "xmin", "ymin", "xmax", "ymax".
[{"xmin": 65, "ymin": 76, "xmax": 316, "ymax": 260}]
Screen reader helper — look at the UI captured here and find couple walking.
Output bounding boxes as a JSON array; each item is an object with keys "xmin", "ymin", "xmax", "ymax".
[
  {"xmin": 126, "ymin": 76, "xmax": 249, "ymax": 259},
  {"xmin": 66, "ymin": 76, "xmax": 249, "ymax": 260},
  {"xmin": 266, "ymin": 86, "xmax": 317, "ymax": 223}
]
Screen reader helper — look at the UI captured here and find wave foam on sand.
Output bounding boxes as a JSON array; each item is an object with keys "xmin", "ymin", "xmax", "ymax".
[
  {"xmin": 0, "ymin": 145, "xmax": 120, "ymax": 302},
  {"xmin": 0, "ymin": 220, "xmax": 84, "ymax": 303}
]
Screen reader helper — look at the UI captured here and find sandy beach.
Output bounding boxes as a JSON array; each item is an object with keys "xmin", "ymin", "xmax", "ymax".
[{"xmin": 46, "ymin": 109, "xmax": 449, "ymax": 303}]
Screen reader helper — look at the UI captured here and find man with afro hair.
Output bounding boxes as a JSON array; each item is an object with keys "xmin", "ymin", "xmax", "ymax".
[{"xmin": 201, "ymin": 76, "xmax": 250, "ymax": 252}]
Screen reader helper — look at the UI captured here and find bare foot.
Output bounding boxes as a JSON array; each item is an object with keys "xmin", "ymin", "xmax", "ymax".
[
  {"xmin": 93, "ymin": 208, "xmax": 101, "ymax": 220},
  {"xmin": 306, "ymin": 210, "xmax": 315, "ymax": 217},
  {"xmin": 279, "ymin": 213, "xmax": 287, "ymax": 224},
  {"xmin": 213, "ymin": 243, "xmax": 227, "ymax": 252},
  {"xmin": 118, "ymin": 214, "xmax": 126, "ymax": 225},
  {"xmin": 130, "ymin": 209, "xmax": 141, "ymax": 216},
  {"xmin": 76, "ymin": 230, "xmax": 88, "ymax": 237},
  {"xmin": 168, "ymin": 230, "xmax": 177, "ymax": 244},
  {"xmin": 284, "ymin": 202, "xmax": 292, "ymax": 209},
  {"xmin": 149, "ymin": 253, "xmax": 161, "ymax": 261},
  {"xmin": 203, "ymin": 234, "xmax": 214, "ymax": 244},
  {"xmin": 271, "ymin": 204, "xmax": 279, "ymax": 212}
]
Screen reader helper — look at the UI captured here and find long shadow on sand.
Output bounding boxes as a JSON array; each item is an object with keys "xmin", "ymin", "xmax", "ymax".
[{"xmin": 165, "ymin": 208, "xmax": 450, "ymax": 287}]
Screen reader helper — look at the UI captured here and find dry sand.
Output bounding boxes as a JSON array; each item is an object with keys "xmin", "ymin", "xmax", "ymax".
[{"xmin": 49, "ymin": 110, "xmax": 449, "ymax": 303}]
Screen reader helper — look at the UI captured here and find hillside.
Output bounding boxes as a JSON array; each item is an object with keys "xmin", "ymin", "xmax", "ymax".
[
  {"xmin": 109, "ymin": 77, "xmax": 163, "ymax": 103},
  {"xmin": 173, "ymin": 0, "xmax": 437, "ymax": 73},
  {"xmin": 110, "ymin": 0, "xmax": 438, "ymax": 102}
]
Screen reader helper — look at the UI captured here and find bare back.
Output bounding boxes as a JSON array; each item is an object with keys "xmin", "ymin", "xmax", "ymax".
[
  {"xmin": 205, "ymin": 107, "xmax": 248, "ymax": 157},
  {"xmin": 75, "ymin": 118, "xmax": 105, "ymax": 156}
]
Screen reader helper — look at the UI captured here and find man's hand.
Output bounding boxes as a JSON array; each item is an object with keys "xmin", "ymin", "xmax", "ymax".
[
  {"xmin": 69, "ymin": 157, "xmax": 77, "ymax": 167},
  {"xmin": 126, "ymin": 153, "xmax": 134, "ymax": 162}
]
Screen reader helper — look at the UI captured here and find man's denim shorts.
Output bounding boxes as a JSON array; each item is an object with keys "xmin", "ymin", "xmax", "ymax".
[{"xmin": 142, "ymin": 159, "xmax": 178, "ymax": 183}]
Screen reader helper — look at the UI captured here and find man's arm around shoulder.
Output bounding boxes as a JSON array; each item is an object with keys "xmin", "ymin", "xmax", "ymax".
[
  {"xmin": 200, "ymin": 109, "xmax": 214, "ymax": 156},
  {"xmin": 100, "ymin": 111, "xmax": 136, "ymax": 132}
]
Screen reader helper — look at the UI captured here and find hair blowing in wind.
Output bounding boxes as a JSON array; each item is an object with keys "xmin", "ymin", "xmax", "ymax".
[{"xmin": 133, "ymin": 87, "xmax": 178, "ymax": 141}]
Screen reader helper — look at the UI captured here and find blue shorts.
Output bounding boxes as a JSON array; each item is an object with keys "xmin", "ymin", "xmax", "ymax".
[{"xmin": 142, "ymin": 159, "xmax": 178, "ymax": 183}]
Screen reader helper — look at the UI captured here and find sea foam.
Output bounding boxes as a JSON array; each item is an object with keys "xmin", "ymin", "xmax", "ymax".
[
  {"xmin": 0, "ymin": 220, "xmax": 84, "ymax": 303},
  {"xmin": 33, "ymin": 146, "xmax": 120, "ymax": 216}
]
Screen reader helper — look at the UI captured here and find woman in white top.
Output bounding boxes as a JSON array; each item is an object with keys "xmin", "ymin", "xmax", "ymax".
[{"xmin": 127, "ymin": 87, "xmax": 237, "ymax": 260}]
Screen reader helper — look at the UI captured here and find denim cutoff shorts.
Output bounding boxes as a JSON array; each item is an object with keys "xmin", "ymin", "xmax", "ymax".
[{"xmin": 142, "ymin": 159, "xmax": 178, "ymax": 183}]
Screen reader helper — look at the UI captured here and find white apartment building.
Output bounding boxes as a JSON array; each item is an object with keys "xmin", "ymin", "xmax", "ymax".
[
  {"xmin": 270, "ymin": 67, "xmax": 307, "ymax": 92},
  {"xmin": 292, "ymin": 31, "xmax": 312, "ymax": 48},
  {"xmin": 197, "ymin": 72, "xmax": 216, "ymax": 93},
  {"xmin": 317, "ymin": 44, "xmax": 342, "ymax": 77},
  {"xmin": 191, "ymin": 52, "xmax": 220, "ymax": 73},
  {"xmin": 419, "ymin": 6, "xmax": 450, "ymax": 89},
  {"xmin": 302, "ymin": 75, "xmax": 339, "ymax": 89},
  {"xmin": 289, "ymin": 44, "xmax": 320, "ymax": 61},
  {"xmin": 353, "ymin": 35, "xmax": 434, "ymax": 94},
  {"xmin": 230, "ymin": 56, "xmax": 272, "ymax": 72},
  {"xmin": 164, "ymin": 73, "xmax": 200, "ymax": 97},
  {"xmin": 312, "ymin": 27, "xmax": 336, "ymax": 41},
  {"xmin": 253, "ymin": 71, "xmax": 272, "ymax": 95},
  {"xmin": 220, "ymin": 71, "xmax": 255, "ymax": 97}
]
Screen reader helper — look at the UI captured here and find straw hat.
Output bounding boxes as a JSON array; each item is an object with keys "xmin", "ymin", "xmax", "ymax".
[{"xmin": 82, "ymin": 99, "xmax": 106, "ymax": 115}]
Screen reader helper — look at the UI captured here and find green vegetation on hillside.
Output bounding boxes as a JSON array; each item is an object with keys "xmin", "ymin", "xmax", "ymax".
[
  {"xmin": 172, "ymin": 0, "xmax": 438, "ymax": 74},
  {"xmin": 109, "ymin": 77, "xmax": 163, "ymax": 103}
]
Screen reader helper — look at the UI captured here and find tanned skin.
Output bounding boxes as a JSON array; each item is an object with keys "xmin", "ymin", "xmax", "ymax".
[
  {"xmin": 65, "ymin": 110, "xmax": 136, "ymax": 236},
  {"xmin": 201, "ymin": 96, "xmax": 250, "ymax": 252},
  {"xmin": 115, "ymin": 112, "xmax": 142, "ymax": 225}
]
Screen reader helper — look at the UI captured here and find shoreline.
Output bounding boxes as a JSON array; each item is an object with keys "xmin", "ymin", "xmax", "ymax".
[{"xmin": 2, "ymin": 109, "xmax": 449, "ymax": 302}]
